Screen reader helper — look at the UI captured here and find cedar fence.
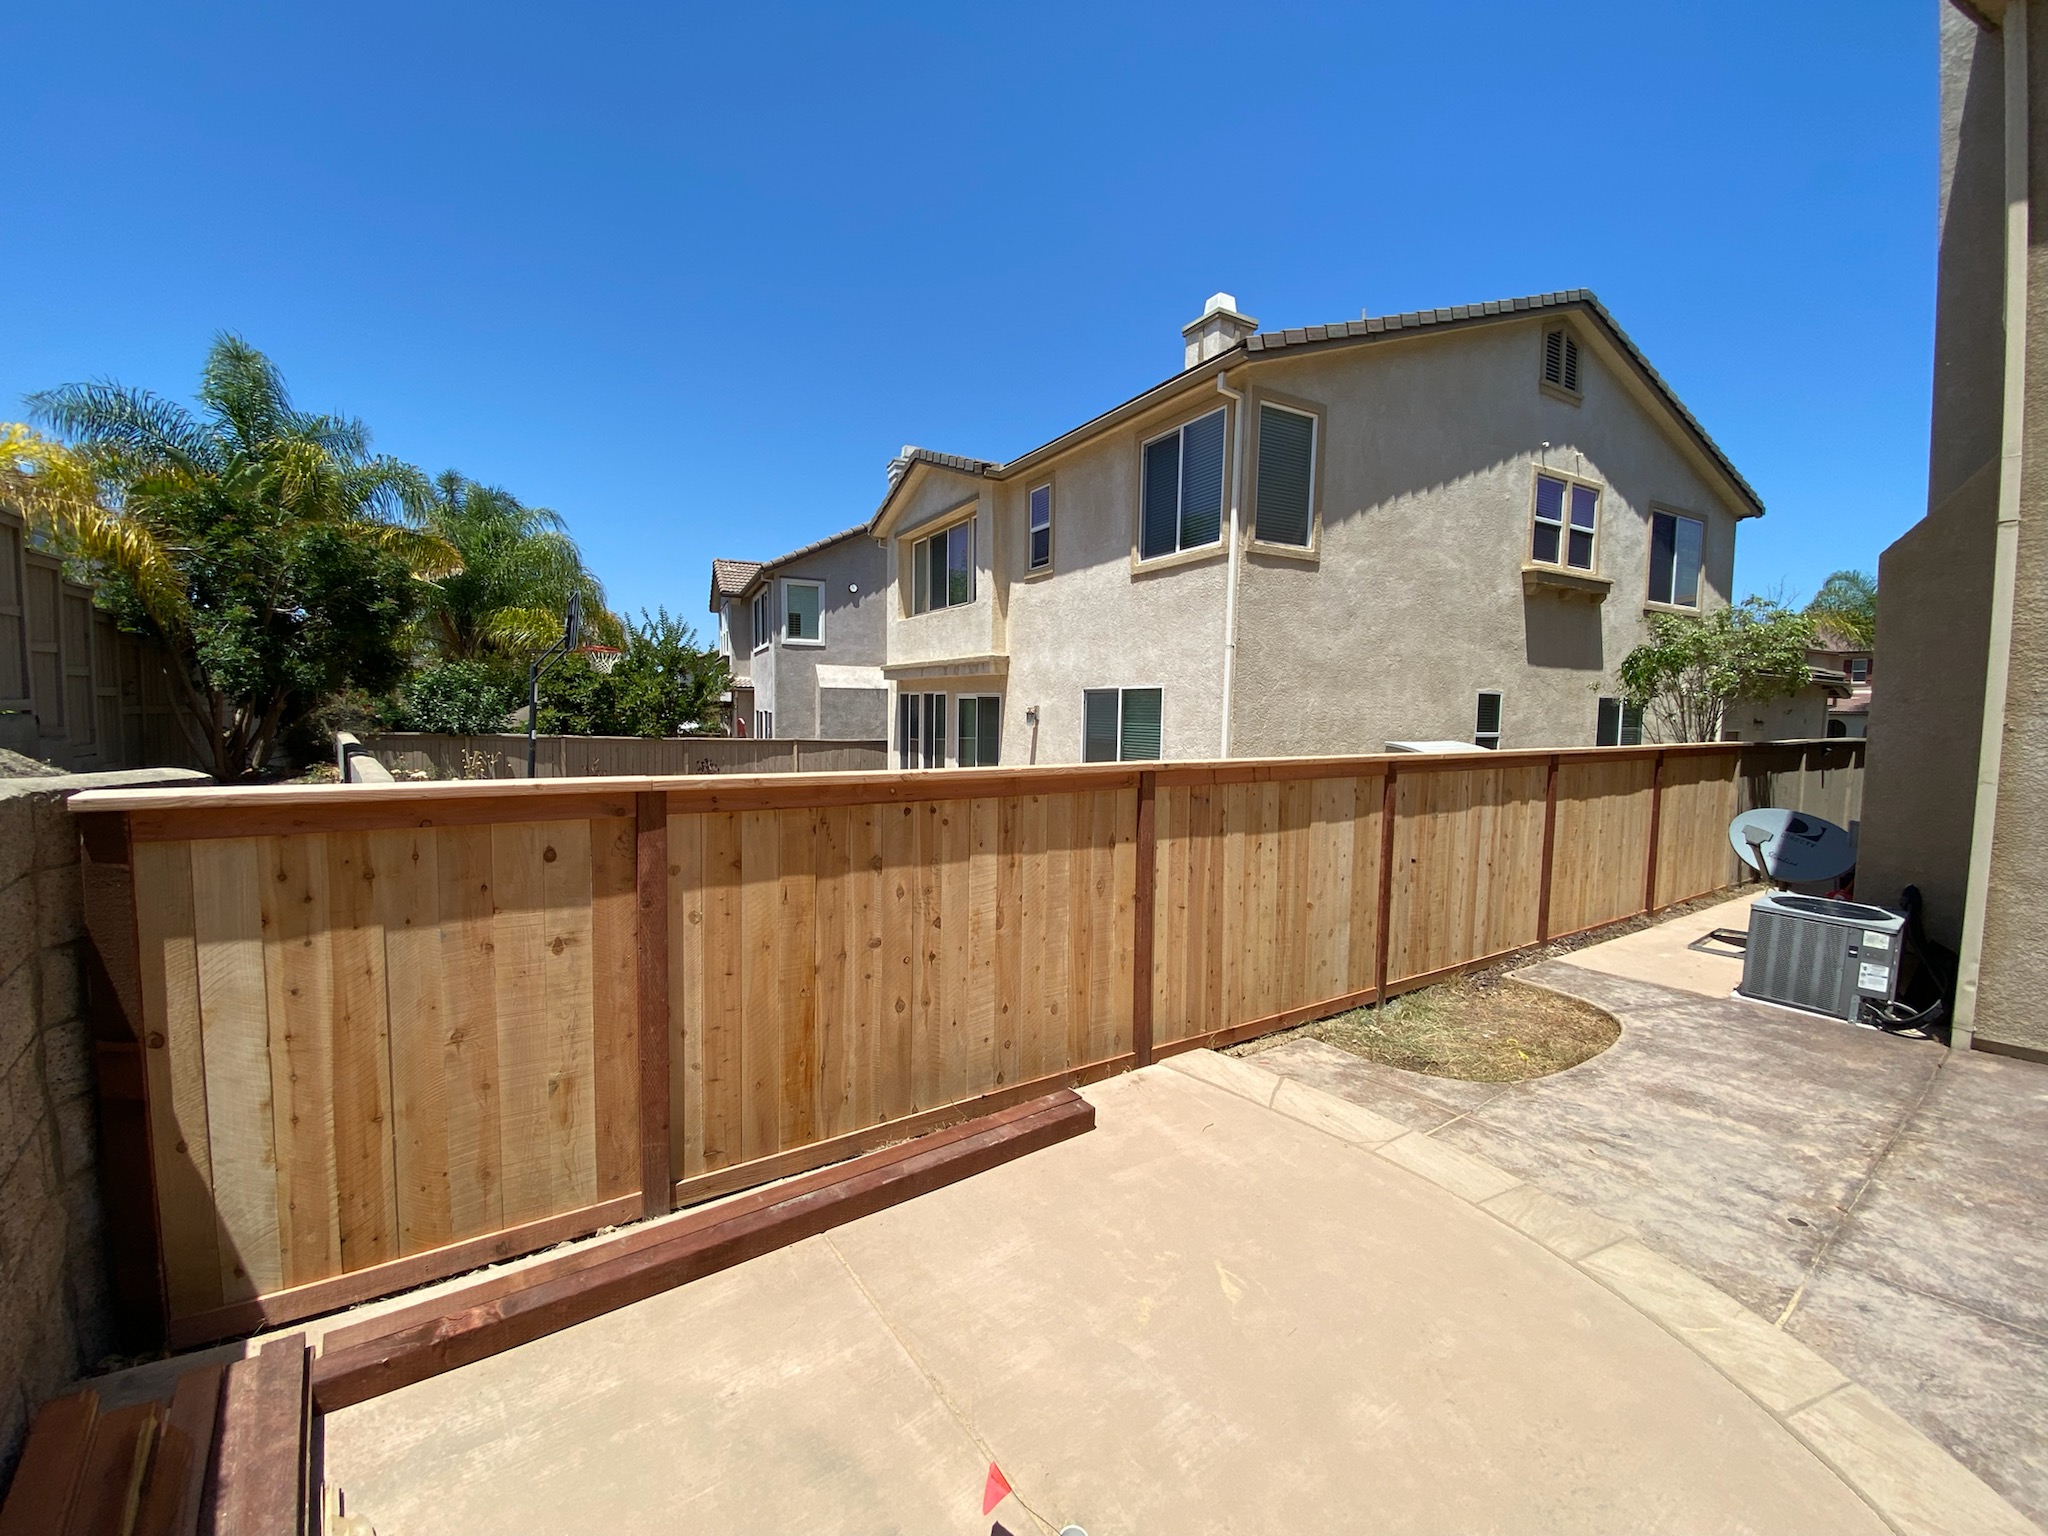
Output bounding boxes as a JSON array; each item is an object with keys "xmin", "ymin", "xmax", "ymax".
[
  {"xmin": 68, "ymin": 738, "xmax": 1861, "ymax": 1348},
  {"xmin": 361, "ymin": 732, "xmax": 889, "ymax": 780}
]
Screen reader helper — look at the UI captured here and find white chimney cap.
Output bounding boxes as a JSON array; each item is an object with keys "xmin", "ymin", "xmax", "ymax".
[{"xmin": 1204, "ymin": 292, "xmax": 1239, "ymax": 316}]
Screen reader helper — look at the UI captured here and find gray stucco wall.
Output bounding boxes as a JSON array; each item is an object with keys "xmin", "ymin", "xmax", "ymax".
[
  {"xmin": 750, "ymin": 533, "xmax": 888, "ymax": 739},
  {"xmin": 0, "ymin": 766, "xmax": 208, "ymax": 1485}
]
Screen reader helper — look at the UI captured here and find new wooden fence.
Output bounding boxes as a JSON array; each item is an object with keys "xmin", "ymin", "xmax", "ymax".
[
  {"xmin": 361, "ymin": 731, "xmax": 888, "ymax": 780},
  {"xmin": 68, "ymin": 740, "xmax": 1858, "ymax": 1347}
]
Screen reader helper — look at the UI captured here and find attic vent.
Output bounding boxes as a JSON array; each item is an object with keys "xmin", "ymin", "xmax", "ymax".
[{"xmin": 1543, "ymin": 327, "xmax": 1580, "ymax": 394}]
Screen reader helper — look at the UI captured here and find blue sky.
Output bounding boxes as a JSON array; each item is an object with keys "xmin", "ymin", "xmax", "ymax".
[{"xmin": 5, "ymin": 1, "xmax": 1933, "ymax": 629}]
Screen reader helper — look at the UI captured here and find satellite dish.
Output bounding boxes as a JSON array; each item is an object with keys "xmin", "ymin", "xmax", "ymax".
[{"xmin": 1728, "ymin": 807, "xmax": 1857, "ymax": 885}]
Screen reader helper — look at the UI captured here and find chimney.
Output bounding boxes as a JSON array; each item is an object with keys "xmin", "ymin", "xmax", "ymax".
[
  {"xmin": 1181, "ymin": 292, "xmax": 1258, "ymax": 370},
  {"xmin": 885, "ymin": 445, "xmax": 917, "ymax": 488}
]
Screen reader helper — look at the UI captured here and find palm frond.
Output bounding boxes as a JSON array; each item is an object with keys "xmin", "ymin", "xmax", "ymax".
[
  {"xmin": 360, "ymin": 523, "xmax": 464, "ymax": 580},
  {"xmin": 26, "ymin": 382, "xmax": 214, "ymax": 470}
]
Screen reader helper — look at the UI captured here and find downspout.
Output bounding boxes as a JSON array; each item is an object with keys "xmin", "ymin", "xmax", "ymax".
[
  {"xmin": 1216, "ymin": 369, "xmax": 1247, "ymax": 758},
  {"xmin": 1954, "ymin": 0, "xmax": 2030, "ymax": 1047}
]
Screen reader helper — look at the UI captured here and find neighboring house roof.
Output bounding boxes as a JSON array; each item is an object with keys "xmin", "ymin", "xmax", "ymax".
[
  {"xmin": 708, "ymin": 558, "xmax": 763, "ymax": 612},
  {"xmin": 707, "ymin": 523, "xmax": 872, "ymax": 613},
  {"xmin": 868, "ymin": 289, "xmax": 1763, "ymax": 535}
]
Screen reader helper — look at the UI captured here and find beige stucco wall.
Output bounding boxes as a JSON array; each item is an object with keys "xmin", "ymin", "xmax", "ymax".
[
  {"xmin": 1224, "ymin": 322, "xmax": 1742, "ymax": 755},
  {"xmin": 1726, "ymin": 686, "xmax": 1837, "ymax": 744}
]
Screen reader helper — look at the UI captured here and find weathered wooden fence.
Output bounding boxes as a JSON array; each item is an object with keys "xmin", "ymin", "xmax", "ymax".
[
  {"xmin": 362, "ymin": 731, "xmax": 888, "ymax": 779},
  {"xmin": 1, "ymin": 505, "xmax": 198, "ymax": 772},
  {"xmin": 68, "ymin": 739, "xmax": 1860, "ymax": 1346}
]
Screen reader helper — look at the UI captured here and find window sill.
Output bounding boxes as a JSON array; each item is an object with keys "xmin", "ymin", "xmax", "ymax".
[
  {"xmin": 782, "ymin": 638, "xmax": 825, "ymax": 649},
  {"xmin": 1520, "ymin": 563, "xmax": 1611, "ymax": 601},
  {"xmin": 1247, "ymin": 538, "xmax": 1319, "ymax": 563},
  {"xmin": 1130, "ymin": 542, "xmax": 1226, "ymax": 577},
  {"xmin": 1642, "ymin": 599, "xmax": 1704, "ymax": 617},
  {"xmin": 1022, "ymin": 564, "xmax": 1055, "ymax": 582},
  {"xmin": 1539, "ymin": 381, "xmax": 1583, "ymax": 407}
]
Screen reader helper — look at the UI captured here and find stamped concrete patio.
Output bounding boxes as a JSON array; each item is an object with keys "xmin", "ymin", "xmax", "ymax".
[
  {"xmin": 1246, "ymin": 890, "xmax": 2048, "ymax": 1529},
  {"xmin": 321, "ymin": 1045, "xmax": 2034, "ymax": 1535}
]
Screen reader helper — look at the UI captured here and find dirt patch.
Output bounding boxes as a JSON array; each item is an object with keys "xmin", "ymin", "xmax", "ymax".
[{"xmin": 1228, "ymin": 890, "xmax": 1744, "ymax": 1082}]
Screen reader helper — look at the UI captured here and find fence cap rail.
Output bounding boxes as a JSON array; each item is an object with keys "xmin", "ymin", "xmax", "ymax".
[{"xmin": 54, "ymin": 738, "xmax": 1830, "ymax": 820}]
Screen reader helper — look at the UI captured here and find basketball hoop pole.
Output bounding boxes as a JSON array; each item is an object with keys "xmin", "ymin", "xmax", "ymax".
[{"xmin": 527, "ymin": 590, "xmax": 583, "ymax": 779}]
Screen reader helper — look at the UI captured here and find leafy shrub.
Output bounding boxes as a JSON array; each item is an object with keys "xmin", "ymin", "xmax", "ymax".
[{"xmin": 398, "ymin": 662, "xmax": 517, "ymax": 734}]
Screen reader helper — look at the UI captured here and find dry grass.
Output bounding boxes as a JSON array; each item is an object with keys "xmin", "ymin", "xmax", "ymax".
[{"xmin": 1281, "ymin": 975, "xmax": 1620, "ymax": 1083}]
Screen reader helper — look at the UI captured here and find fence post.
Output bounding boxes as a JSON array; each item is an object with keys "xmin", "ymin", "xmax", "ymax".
[
  {"xmin": 1642, "ymin": 750, "xmax": 1667, "ymax": 914},
  {"xmin": 1373, "ymin": 765, "xmax": 1399, "ymax": 1004},
  {"xmin": 1536, "ymin": 753, "xmax": 1560, "ymax": 942},
  {"xmin": 634, "ymin": 791, "xmax": 673, "ymax": 1218},
  {"xmin": 1131, "ymin": 771, "xmax": 1157, "ymax": 1066}
]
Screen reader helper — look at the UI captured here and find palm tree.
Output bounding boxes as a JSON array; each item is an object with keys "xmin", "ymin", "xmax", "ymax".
[
  {"xmin": 412, "ymin": 472, "xmax": 620, "ymax": 664},
  {"xmin": 1804, "ymin": 569, "xmax": 1877, "ymax": 648},
  {"xmin": 12, "ymin": 335, "xmax": 459, "ymax": 778}
]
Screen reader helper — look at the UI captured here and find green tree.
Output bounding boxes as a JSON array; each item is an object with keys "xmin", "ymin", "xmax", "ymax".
[
  {"xmin": 1619, "ymin": 598, "xmax": 1817, "ymax": 743},
  {"xmin": 536, "ymin": 608, "xmax": 729, "ymax": 737},
  {"xmin": 412, "ymin": 471, "xmax": 619, "ymax": 663},
  {"xmin": 1804, "ymin": 568, "xmax": 1877, "ymax": 647},
  {"xmin": 10, "ymin": 338, "xmax": 457, "ymax": 779},
  {"xmin": 396, "ymin": 661, "xmax": 518, "ymax": 734}
]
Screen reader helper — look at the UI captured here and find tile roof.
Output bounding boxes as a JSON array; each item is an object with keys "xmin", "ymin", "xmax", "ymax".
[{"xmin": 707, "ymin": 524, "xmax": 873, "ymax": 611}]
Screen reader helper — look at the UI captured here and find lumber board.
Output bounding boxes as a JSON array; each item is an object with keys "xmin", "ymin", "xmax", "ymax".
[
  {"xmin": 201, "ymin": 1337, "xmax": 307, "ymax": 1536},
  {"xmin": 310, "ymin": 1091, "xmax": 1095, "ymax": 1412},
  {"xmin": 60, "ymin": 1401, "xmax": 158, "ymax": 1536},
  {"xmin": 0, "ymin": 1389, "xmax": 98, "ymax": 1536}
]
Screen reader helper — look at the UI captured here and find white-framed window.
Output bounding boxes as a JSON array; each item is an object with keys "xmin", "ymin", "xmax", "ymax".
[
  {"xmin": 957, "ymin": 695, "xmax": 1002, "ymax": 767},
  {"xmin": 898, "ymin": 690, "xmax": 947, "ymax": 768},
  {"xmin": 1474, "ymin": 690, "xmax": 1502, "ymax": 750},
  {"xmin": 910, "ymin": 518, "xmax": 975, "ymax": 614},
  {"xmin": 782, "ymin": 578, "xmax": 822, "ymax": 644},
  {"xmin": 1082, "ymin": 687, "xmax": 1163, "ymax": 762},
  {"xmin": 1531, "ymin": 472, "xmax": 1598, "ymax": 571},
  {"xmin": 1649, "ymin": 510, "xmax": 1705, "ymax": 607},
  {"xmin": 1140, "ymin": 408, "xmax": 1226, "ymax": 560},
  {"xmin": 1253, "ymin": 402, "xmax": 1316, "ymax": 547},
  {"xmin": 1596, "ymin": 696, "xmax": 1644, "ymax": 747},
  {"xmin": 1028, "ymin": 484, "xmax": 1052, "ymax": 572},
  {"xmin": 750, "ymin": 590, "xmax": 772, "ymax": 652},
  {"xmin": 1846, "ymin": 656, "xmax": 1870, "ymax": 684},
  {"xmin": 1542, "ymin": 325, "xmax": 1581, "ymax": 395},
  {"xmin": 754, "ymin": 708, "xmax": 774, "ymax": 740}
]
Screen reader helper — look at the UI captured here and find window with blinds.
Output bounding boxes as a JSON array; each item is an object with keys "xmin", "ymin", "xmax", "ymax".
[
  {"xmin": 956, "ymin": 695, "xmax": 1002, "ymax": 767},
  {"xmin": 1082, "ymin": 687, "xmax": 1162, "ymax": 762},
  {"xmin": 1141, "ymin": 408, "xmax": 1226, "ymax": 560},
  {"xmin": 1542, "ymin": 326, "xmax": 1581, "ymax": 394},
  {"xmin": 1475, "ymin": 690, "xmax": 1502, "ymax": 750},
  {"xmin": 1254, "ymin": 403, "xmax": 1316, "ymax": 547},
  {"xmin": 1028, "ymin": 485, "xmax": 1052, "ymax": 571}
]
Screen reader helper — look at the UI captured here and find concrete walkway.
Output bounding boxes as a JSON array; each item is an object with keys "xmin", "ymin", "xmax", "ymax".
[
  {"xmin": 1246, "ymin": 891, "xmax": 2048, "ymax": 1529},
  {"xmin": 322, "ymin": 1058, "xmax": 2031, "ymax": 1535}
]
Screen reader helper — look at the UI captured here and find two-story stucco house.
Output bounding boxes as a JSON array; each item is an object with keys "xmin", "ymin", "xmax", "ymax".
[
  {"xmin": 868, "ymin": 289, "xmax": 1762, "ymax": 769},
  {"xmin": 708, "ymin": 525, "xmax": 888, "ymax": 740}
]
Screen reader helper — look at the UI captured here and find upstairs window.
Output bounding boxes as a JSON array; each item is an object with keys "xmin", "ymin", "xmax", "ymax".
[
  {"xmin": 1532, "ymin": 473, "xmax": 1598, "ymax": 570},
  {"xmin": 910, "ymin": 519, "xmax": 975, "ymax": 614},
  {"xmin": 1254, "ymin": 403, "xmax": 1316, "ymax": 547},
  {"xmin": 1141, "ymin": 408, "xmax": 1226, "ymax": 560},
  {"xmin": 782, "ymin": 580, "xmax": 821, "ymax": 643},
  {"xmin": 750, "ymin": 591, "xmax": 772, "ymax": 652},
  {"xmin": 1474, "ymin": 690, "xmax": 1502, "ymax": 750},
  {"xmin": 1028, "ymin": 485, "xmax": 1052, "ymax": 572},
  {"xmin": 1596, "ymin": 697, "xmax": 1644, "ymax": 747},
  {"xmin": 1846, "ymin": 656, "xmax": 1870, "ymax": 684},
  {"xmin": 1649, "ymin": 510, "xmax": 1705, "ymax": 607},
  {"xmin": 1082, "ymin": 687, "xmax": 1163, "ymax": 762},
  {"xmin": 1542, "ymin": 326, "xmax": 1581, "ymax": 394}
]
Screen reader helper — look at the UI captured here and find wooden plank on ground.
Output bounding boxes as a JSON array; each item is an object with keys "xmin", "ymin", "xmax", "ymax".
[
  {"xmin": 311, "ymin": 1091, "xmax": 1095, "ymax": 1413},
  {"xmin": 0, "ymin": 1389, "xmax": 97, "ymax": 1536},
  {"xmin": 201, "ymin": 1336, "xmax": 307, "ymax": 1536},
  {"xmin": 60, "ymin": 1400, "xmax": 158, "ymax": 1536}
]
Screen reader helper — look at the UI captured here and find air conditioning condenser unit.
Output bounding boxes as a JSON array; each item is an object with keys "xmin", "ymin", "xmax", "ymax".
[{"xmin": 1738, "ymin": 893, "xmax": 1906, "ymax": 1023}]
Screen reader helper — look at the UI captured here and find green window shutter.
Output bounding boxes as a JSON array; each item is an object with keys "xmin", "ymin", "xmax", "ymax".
[
  {"xmin": 977, "ymin": 696, "xmax": 1000, "ymax": 766},
  {"xmin": 1142, "ymin": 436, "xmax": 1180, "ymax": 559},
  {"xmin": 1119, "ymin": 688, "xmax": 1162, "ymax": 761},
  {"xmin": 1179, "ymin": 410, "xmax": 1225, "ymax": 548},
  {"xmin": 1083, "ymin": 690, "xmax": 1119, "ymax": 762},
  {"xmin": 1254, "ymin": 405, "xmax": 1314, "ymax": 546}
]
